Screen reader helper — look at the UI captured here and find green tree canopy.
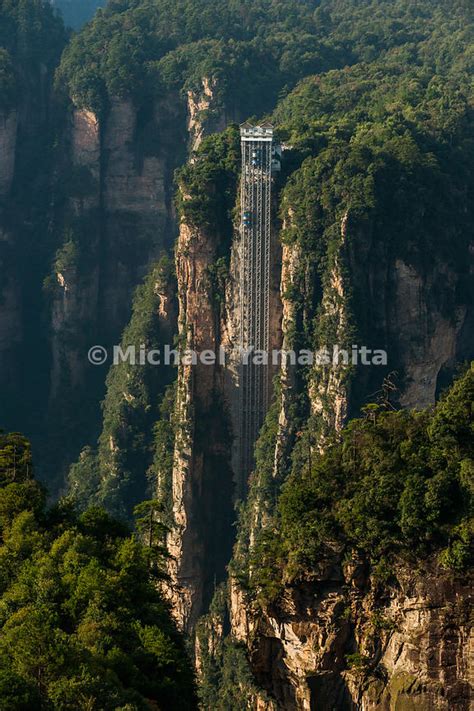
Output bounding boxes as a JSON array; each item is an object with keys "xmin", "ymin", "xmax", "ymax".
[{"xmin": 0, "ymin": 433, "xmax": 197, "ymax": 710}]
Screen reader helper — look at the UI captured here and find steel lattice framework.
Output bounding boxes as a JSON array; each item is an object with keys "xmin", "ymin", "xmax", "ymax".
[{"xmin": 239, "ymin": 123, "xmax": 273, "ymax": 482}]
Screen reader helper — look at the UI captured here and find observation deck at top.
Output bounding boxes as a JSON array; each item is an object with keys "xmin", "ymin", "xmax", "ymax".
[{"xmin": 240, "ymin": 122, "xmax": 274, "ymax": 142}]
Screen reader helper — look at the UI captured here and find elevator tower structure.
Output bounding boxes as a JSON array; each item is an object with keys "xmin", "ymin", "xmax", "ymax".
[{"xmin": 239, "ymin": 122, "xmax": 274, "ymax": 482}]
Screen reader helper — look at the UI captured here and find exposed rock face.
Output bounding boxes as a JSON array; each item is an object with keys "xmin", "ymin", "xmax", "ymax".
[
  {"xmin": 167, "ymin": 211, "xmax": 244, "ymax": 629},
  {"xmin": 341, "ymin": 215, "xmax": 474, "ymax": 416},
  {"xmin": 230, "ymin": 560, "xmax": 472, "ymax": 710},
  {"xmin": 187, "ymin": 78, "xmax": 223, "ymax": 153},
  {"xmin": 72, "ymin": 108, "xmax": 100, "ymax": 170},
  {"xmin": 273, "ymin": 239, "xmax": 300, "ymax": 473},
  {"xmin": 46, "ymin": 94, "xmax": 189, "ymax": 474},
  {"xmin": 187, "ymin": 77, "xmax": 242, "ymax": 153},
  {"xmin": 391, "ymin": 259, "xmax": 470, "ymax": 408},
  {"xmin": 55, "ymin": 95, "xmax": 186, "ymax": 343},
  {"xmin": 308, "ymin": 212, "xmax": 351, "ymax": 437},
  {"xmin": 50, "ymin": 264, "xmax": 99, "ymax": 401},
  {"xmin": 168, "ymin": 215, "xmax": 225, "ymax": 629},
  {"xmin": 48, "ymin": 107, "xmax": 102, "ymax": 404},
  {"xmin": 100, "ymin": 96, "xmax": 183, "ymax": 330},
  {"xmin": 0, "ymin": 110, "xmax": 17, "ymax": 198}
]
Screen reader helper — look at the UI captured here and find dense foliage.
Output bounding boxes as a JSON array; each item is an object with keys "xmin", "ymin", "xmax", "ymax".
[
  {"xmin": 176, "ymin": 126, "xmax": 240, "ymax": 236},
  {"xmin": 245, "ymin": 365, "xmax": 473, "ymax": 603},
  {"xmin": 55, "ymin": 0, "xmax": 334, "ymax": 116},
  {"xmin": 55, "ymin": 0, "xmax": 473, "ymax": 122},
  {"xmin": 0, "ymin": 431, "xmax": 196, "ymax": 709},
  {"xmin": 228, "ymin": 0, "xmax": 473, "ymax": 608},
  {"xmin": 1, "ymin": 0, "xmax": 473, "ymax": 706},
  {"xmin": 196, "ymin": 586, "xmax": 271, "ymax": 710}
]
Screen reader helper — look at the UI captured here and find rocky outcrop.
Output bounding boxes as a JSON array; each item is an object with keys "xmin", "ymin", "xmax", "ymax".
[
  {"xmin": 50, "ymin": 261, "xmax": 99, "ymax": 401},
  {"xmin": 48, "ymin": 107, "xmax": 102, "ymax": 402},
  {"xmin": 72, "ymin": 108, "xmax": 100, "ymax": 170},
  {"xmin": 54, "ymin": 95, "xmax": 186, "ymax": 349},
  {"xmin": 230, "ymin": 559, "xmax": 472, "ymax": 710},
  {"xmin": 187, "ymin": 77, "xmax": 242, "ymax": 153},
  {"xmin": 308, "ymin": 211, "xmax": 351, "ymax": 437},
  {"xmin": 167, "ymin": 198, "xmax": 244, "ymax": 630},
  {"xmin": 187, "ymin": 78, "xmax": 223, "ymax": 153},
  {"xmin": 99, "ymin": 96, "xmax": 183, "ymax": 330},
  {"xmin": 340, "ymin": 216, "xmax": 474, "ymax": 416},
  {"xmin": 46, "ymin": 78, "xmax": 248, "ymax": 480}
]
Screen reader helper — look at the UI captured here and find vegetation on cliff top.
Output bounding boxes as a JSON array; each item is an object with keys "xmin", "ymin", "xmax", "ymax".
[
  {"xmin": 229, "ymin": 16, "xmax": 473, "ymax": 601},
  {"xmin": 0, "ymin": 431, "xmax": 197, "ymax": 709},
  {"xmin": 242, "ymin": 365, "xmax": 474, "ymax": 603},
  {"xmin": 56, "ymin": 0, "xmax": 472, "ymax": 119},
  {"xmin": 176, "ymin": 126, "xmax": 240, "ymax": 235},
  {"xmin": 55, "ymin": 0, "xmax": 334, "ymax": 115},
  {"xmin": 273, "ymin": 57, "xmax": 473, "ymax": 431},
  {"xmin": 204, "ymin": 366, "xmax": 473, "ymax": 707}
]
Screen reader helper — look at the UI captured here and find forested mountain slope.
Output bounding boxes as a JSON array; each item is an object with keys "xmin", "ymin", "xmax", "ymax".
[
  {"xmin": 0, "ymin": 430, "xmax": 196, "ymax": 708},
  {"xmin": 0, "ymin": 0, "xmax": 471, "ymax": 492},
  {"xmin": 0, "ymin": 1, "xmax": 473, "ymax": 709},
  {"xmin": 63, "ymin": 0, "xmax": 473, "ymax": 513}
]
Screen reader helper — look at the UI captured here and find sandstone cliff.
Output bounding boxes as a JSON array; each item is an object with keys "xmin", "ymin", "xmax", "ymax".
[
  {"xmin": 168, "ymin": 212, "xmax": 234, "ymax": 629},
  {"xmin": 187, "ymin": 77, "xmax": 241, "ymax": 153},
  {"xmin": 46, "ymin": 75, "xmax": 240, "ymax": 481},
  {"xmin": 48, "ymin": 96, "xmax": 183, "ymax": 403},
  {"xmin": 229, "ymin": 558, "xmax": 472, "ymax": 710}
]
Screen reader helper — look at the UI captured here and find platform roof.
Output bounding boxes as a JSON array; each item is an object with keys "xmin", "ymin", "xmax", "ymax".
[{"xmin": 240, "ymin": 123, "xmax": 274, "ymax": 141}]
